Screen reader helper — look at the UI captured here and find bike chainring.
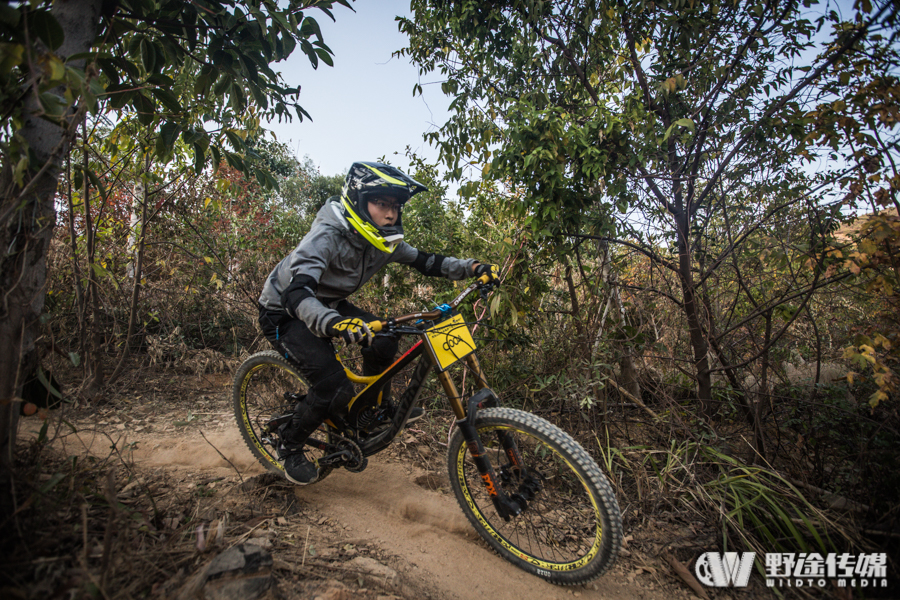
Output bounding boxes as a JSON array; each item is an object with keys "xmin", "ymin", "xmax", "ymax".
[{"xmin": 330, "ymin": 433, "xmax": 368, "ymax": 473}]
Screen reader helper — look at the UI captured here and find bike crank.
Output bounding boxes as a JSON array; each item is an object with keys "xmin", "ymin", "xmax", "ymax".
[{"xmin": 315, "ymin": 433, "xmax": 368, "ymax": 473}]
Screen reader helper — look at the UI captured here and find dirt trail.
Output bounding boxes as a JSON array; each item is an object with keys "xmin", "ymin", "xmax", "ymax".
[
  {"xmin": 21, "ymin": 402, "xmax": 667, "ymax": 600},
  {"xmin": 298, "ymin": 460, "xmax": 643, "ymax": 600}
]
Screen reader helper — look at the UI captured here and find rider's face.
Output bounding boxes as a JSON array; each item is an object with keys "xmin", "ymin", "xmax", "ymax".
[{"xmin": 367, "ymin": 196, "xmax": 401, "ymax": 228}]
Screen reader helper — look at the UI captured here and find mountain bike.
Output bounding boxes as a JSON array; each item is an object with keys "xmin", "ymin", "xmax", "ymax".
[{"xmin": 232, "ymin": 276, "xmax": 623, "ymax": 585}]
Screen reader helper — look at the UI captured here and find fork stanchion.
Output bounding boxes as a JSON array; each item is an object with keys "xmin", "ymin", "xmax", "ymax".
[
  {"xmin": 463, "ymin": 354, "xmax": 489, "ymax": 390},
  {"xmin": 436, "ymin": 370, "xmax": 467, "ymax": 421}
]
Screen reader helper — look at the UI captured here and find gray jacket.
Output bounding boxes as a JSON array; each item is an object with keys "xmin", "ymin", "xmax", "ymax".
[{"xmin": 258, "ymin": 200, "xmax": 475, "ymax": 337}]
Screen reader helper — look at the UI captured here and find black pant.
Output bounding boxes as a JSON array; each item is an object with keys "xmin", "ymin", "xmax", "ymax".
[{"xmin": 258, "ymin": 301, "xmax": 398, "ymax": 446}]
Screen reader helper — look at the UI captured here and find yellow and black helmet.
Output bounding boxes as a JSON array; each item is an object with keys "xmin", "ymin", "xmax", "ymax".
[{"xmin": 340, "ymin": 162, "xmax": 428, "ymax": 253}]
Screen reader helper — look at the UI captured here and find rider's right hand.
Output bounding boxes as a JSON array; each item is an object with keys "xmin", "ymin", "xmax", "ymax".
[{"xmin": 327, "ymin": 317, "xmax": 374, "ymax": 346}]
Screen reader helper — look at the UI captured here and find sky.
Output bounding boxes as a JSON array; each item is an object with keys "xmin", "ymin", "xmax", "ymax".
[{"xmin": 267, "ymin": 1, "xmax": 451, "ymax": 179}]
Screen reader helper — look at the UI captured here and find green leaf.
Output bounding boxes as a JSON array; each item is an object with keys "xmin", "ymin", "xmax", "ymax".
[
  {"xmin": 0, "ymin": 42, "xmax": 24, "ymax": 75},
  {"xmin": 39, "ymin": 472, "xmax": 65, "ymax": 494},
  {"xmin": 147, "ymin": 73, "xmax": 174, "ymax": 87},
  {"xmin": 86, "ymin": 168, "xmax": 108, "ymax": 200},
  {"xmin": 38, "ymin": 92, "xmax": 67, "ymax": 118},
  {"xmin": 182, "ymin": 129, "xmax": 207, "ymax": 147},
  {"xmin": 29, "ymin": 10, "xmax": 64, "ymax": 50},
  {"xmin": 193, "ymin": 142, "xmax": 206, "ymax": 174},
  {"xmin": 106, "ymin": 86, "xmax": 132, "ymax": 110},
  {"xmin": 156, "ymin": 121, "xmax": 181, "ymax": 154},
  {"xmin": 151, "ymin": 88, "xmax": 182, "ymax": 113},
  {"xmin": 315, "ymin": 48, "xmax": 333, "ymax": 67},
  {"xmin": 213, "ymin": 75, "xmax": 231, "ymax": 97},
  {"xmin": 90, "ymin": 262, "xmax": 118, "ymax": 289},
  {"xmin": 97, "ymin": 58, "xmax": 121, "ymax": 84},
  {"xmin": 300, "ymin": 16, "xmax": 323, "ymax": 41},
  {"xmin": 140, "ymin": 37, "xmax": 157, "ymax": 73},
  {"xmin": 674, "ymin": 118, "xmax": 694, "ymax": 132},
  {"xmin": 36, "ymin": 367, "xmax": 62, "ymax": 399},
  {"xmin": 662, "ymin": 118, "xmax": 694, "ymax": 142},
  {"xmin": 132, "ymin": 92, "xmax": 155, "ymax": 126},
  {"xmin": 224, "ymin": 130, "xmax": 244, "ymax": 151}
]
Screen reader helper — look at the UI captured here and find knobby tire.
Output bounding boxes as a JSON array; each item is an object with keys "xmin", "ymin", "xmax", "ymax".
[
  {"xmin": 232, "ymin": 350, "xmax": 333, "ymax": 483},
  {"xmin": 447, "ymin": 407, "xmax": 623, "ymax": 585}
]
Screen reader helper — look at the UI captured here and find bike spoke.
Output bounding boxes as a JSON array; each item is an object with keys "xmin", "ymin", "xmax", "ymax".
[{"xmin": 461, "ymin": 425, "xmax": 602, "ymax": 566}]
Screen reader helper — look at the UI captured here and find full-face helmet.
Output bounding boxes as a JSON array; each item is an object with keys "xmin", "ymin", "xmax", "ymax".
[{"xmin": 340, "ymin": 161, "xmax": 428, "ymax": 253}]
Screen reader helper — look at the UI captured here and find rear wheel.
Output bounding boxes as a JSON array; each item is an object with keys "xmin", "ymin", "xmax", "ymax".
[
  {"xmin": 232, "ymin": 350, "xmax": 333, "ymax": 482},
  {"xmin": 447, "ymin": 407, "xmax": 622, "ymax": 585}
]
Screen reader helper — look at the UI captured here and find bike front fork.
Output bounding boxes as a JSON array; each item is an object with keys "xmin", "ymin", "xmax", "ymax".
[{"xmin": 447, "ymin": 382, "xmax": 534, "ymax": 522}]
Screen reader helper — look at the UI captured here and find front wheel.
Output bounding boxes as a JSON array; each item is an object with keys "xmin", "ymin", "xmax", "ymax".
[
  {"xmin": 232, "ymin": 350, "xmax": 333, "ymax": 483},
  {"xmin": 447, "ymin": 407, "xmax": 622, "ymax": 585}
]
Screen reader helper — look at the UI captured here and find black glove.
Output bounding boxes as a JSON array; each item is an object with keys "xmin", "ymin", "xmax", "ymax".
[
  {"xmin": 327, "ymin": 317, "xmax": 373, "ymax": 346},
  {"xmin": 473, "ymin": 263, "xmax": 500, "ymax": 282}
]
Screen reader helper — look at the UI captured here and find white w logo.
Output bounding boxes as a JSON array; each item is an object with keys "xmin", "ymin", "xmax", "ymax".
[{"xmin": 694, "ymin": 552, "xmax": 755, "ymax": 587}]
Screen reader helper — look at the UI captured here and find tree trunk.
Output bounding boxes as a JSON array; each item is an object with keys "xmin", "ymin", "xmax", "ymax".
[
  {"xmin": 591, "ymin": 240, "xmax": 641, "ymax": 401},
  {"xmin": 126, "ymin": 178, "xmax": 143, "ymax": 279},
  {"xmin": 110, "ymin": 168, "xmax": 150, "ymax": 383},
  {"xmin": 0, "ymin": 0, "xmax": 103, "ymax": 525},
  {"xmin": 677, "ymin": 227, "xmax": 713, "ymax": 414},
  {"xmin": 81, "ymin": 124, "xmax": 104, "ymax": 397},
  {"xmin": 65, "ymin": 154, "xmax": 87, "ymax": 377}
]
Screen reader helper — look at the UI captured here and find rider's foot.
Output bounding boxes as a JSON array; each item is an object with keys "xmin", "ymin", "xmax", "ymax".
[
  {"xmin": 281, "ymin": 447, "xmax": 319, "ymax": 485},
  {"xmin": 383, "ymin": 400, "xmax": 425, "ymax": 426},
  {"xmin": 406, "ymin": 406, "xmax": 425, "ymax": 426}
]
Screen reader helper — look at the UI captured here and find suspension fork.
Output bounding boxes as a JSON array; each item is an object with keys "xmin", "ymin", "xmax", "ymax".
[
  {"xmin": 436, "ymin": 365, "xmax": 523, "ymax": 521},
  {"xmin": 461, "ymin": 354, "xmax": 527, "ymax": 476}
]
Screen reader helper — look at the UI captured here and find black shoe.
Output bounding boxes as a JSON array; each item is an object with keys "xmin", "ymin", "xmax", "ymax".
[
  {"xmin": 380, "ymin": 402, "xmax": 425, "ymax": 427},
  {"xmin": 405, "ymin": 406, "xmax": 425, "ymax": 426},
  {"xmin": 282, "ymin": 448, "xmax": 319, "ymax": 485}
]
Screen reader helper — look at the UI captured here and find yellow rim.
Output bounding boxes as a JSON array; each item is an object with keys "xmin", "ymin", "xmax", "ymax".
[
  {"xmin": 455, "ymin": 425, "xmax": 603, "ymax": 571},
  {"xmin": 240, "ymin": 363, "xmax": 295, "ymax": 471}
]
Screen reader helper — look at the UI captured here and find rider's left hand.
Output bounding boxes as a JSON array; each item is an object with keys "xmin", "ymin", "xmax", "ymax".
[{"xmin": 473, "ymin": 262, "xmax": 500, "ymax": 282}]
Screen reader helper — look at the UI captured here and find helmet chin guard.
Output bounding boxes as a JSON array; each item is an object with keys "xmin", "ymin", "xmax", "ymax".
[{"xmin": 339, "ymin": 162, "xmax": 428, "ymax": 253}]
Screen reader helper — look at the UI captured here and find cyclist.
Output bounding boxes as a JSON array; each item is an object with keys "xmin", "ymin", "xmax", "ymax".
[{"xmin": 258, "ymin": 161, "xmax": 498, "ymax": 485}]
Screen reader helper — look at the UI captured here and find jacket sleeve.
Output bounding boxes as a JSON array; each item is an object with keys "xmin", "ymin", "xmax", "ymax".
[
  {"xmin": 392, "ymin": 243, "xmax": 476, "ymax": 280},
  {"xmin": 283, "ymin": 228, "xmax": 342, "ymax": 337}
]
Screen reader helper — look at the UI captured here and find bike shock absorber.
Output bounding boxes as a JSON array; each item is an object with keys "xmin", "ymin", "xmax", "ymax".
[{"xmin": 356, "ymin": 406, "xmax": 382, "ymax": 429}]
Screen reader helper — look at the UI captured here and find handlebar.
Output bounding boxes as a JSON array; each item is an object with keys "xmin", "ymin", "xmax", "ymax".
[{"xmin": 366, "ymin": 276, "xmax": 499, "ymax": 333}]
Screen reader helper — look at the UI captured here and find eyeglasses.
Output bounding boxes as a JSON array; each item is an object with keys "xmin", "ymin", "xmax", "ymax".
[{"xmin": 370, "ymin": 199, "xmax": 401, "ymax": 212}]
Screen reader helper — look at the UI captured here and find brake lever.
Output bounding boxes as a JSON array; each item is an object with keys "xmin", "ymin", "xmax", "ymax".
[{"xmin": 479, "ymin": 280, "xmax": 499, "ymax": 300}]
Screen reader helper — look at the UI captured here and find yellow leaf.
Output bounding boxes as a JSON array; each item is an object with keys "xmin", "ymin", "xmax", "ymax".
[
  {"xmin": 47, "ymin": 56, "xmax": 65, "ymax": 81},
  {"xmin": 869, "ymin": 390, "xmax": 888, "ymax": 408},
  {"xmin": 204, "ymin": 257, "xmax": 213, "ymax": 264}
]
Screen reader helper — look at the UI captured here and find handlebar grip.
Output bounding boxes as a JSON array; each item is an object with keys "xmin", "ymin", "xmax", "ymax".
[
  {"xmin": 478, "ymin": 274, "xmax": 491, "ymax": 285},
  {"xmin": 367, "ymin": 320, "xmax": 383, "ymax": 333}
]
